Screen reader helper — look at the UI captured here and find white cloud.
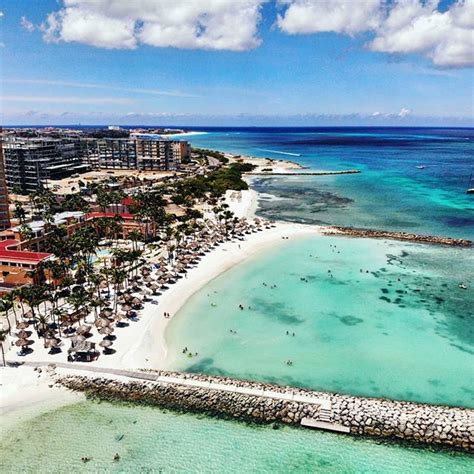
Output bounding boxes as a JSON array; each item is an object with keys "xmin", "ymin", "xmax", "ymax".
[
  {"xmin": 398, "ymin": 107, "xmax": 412, "ymax": 117},
  {"xmin": 0, "ymin": 11, "xmax": 4, "ymax": 19},
  {"xmin": 21, "ymin": 16, "xmax": 36, "ymax": 32},
  {"xmin": 4, "ymin": 78, "xmax": 199, "ymax": 98},
  {"xmin": 277, "ymin": 0, "xmax": 383, "ymax": 35},
  {"xmin": 369, "ymin": 0, "xmax": 474, "ymax": 68},
  {"xmin": 1, "ymin": 95, "xmax": 134, "ymax": 105},
  {"xmin": 277, "ymin": 0, "xmax": 474, "ymax": 68},
  {"xmin": 41, "ymin": 0, "xmax": 266, "ymax": 51}
]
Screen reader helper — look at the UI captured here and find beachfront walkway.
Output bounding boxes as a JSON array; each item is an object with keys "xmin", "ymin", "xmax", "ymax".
[{"xmin": 8, "ymin": 360, "xmax": 332, "ymax": 410}]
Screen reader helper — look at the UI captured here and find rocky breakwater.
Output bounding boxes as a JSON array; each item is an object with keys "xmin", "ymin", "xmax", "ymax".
[
  {"xmin": 325, "ymin": 226, "xmax": 472, "ymax": 247},
  {"xmin": 56, "ymin": 370, "xmax": 474, "ymax": 452}
]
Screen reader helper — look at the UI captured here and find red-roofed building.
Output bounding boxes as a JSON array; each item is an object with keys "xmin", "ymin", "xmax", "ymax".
[
  {"xmin": 0, "ymin": 209, "xmax": 155, "ymax": 293},
  {"xmin": 0, "ymin": 237, "xmax": 53, "ymax": 291}
]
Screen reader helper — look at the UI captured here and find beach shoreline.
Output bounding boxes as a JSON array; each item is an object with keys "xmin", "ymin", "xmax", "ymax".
[
  {"xmin": 3, "ymin": 184, "xmax": 326, "ymax": 372},
  {"xmin": 0, "ymin": 365, "xmax": 84, "ymax": 431},
  {"xmin": 147, "ymin": 221, "xmax": 323, "ymax": 369},
  {"xmin": 0, "ymin": 219, "xmax": 325, "ymax": 417}
]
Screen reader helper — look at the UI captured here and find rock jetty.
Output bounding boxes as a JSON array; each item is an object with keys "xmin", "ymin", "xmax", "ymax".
[
  {"xmin": 248, "ymin": 170, "xmax": 361, "ymax": 176},
  {"xmin": 325, "ymin": 226, "xmax": 472, "ymax": 247},
  {"xmin": 57, "ymin": 370, "xmax": 474, "ymax": 452}
]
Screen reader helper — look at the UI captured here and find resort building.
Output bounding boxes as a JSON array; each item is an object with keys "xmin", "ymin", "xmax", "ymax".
[
  {"xmin": 135, "ymin": 139, "xmax": 190, "ymax": 171},
  {"xmin": 3, "ymin": 137, "xmax": 90, "ymax": 194},
  {"xmin": 0, "ymin": 206, "xmax": 156, "ymax": 293},
  {"xmin": 0, "ymin": 144, "xmax": 11, "ymax": 230},
  {"xmin": 2, "ymin": 131, "xmax": 191, "ymax": 194},
  {"xmin": 0, "ymin": 231, "xmax": 53, "ymax": 291},
  {"xmin": 90, "ymin": 138, "xmax": 137, "ymax": 169}
]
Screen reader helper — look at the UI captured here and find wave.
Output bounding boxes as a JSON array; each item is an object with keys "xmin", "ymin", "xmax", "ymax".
[{"xmin": 256, "ymin": 148, "xmax": 302, "ymax": 157}]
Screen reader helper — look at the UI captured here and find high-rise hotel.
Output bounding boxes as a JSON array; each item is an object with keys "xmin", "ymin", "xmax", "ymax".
[{"xmin": 0, "ymin": 138, "xmax": 11, "ymax": 230}]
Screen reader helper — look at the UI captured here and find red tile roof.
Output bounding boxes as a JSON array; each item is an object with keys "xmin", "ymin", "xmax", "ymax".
[
  {"xmin": 0, "ymin": 239, "xmax": 52, "ymax": 264},
  {"xmin": 121, "ymin": 196, "xmax": 136, "ymax": 207}
]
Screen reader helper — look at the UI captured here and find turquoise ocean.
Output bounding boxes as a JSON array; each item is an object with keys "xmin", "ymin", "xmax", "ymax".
[{"xmin": 1, "ymin": 127, "xmax": 473, "ymax": 471}]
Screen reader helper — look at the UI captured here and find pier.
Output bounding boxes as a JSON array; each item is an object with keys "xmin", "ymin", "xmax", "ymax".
[
  {"xmin": 247, "ymin": 169, "xmax": 361, "ymax": 176},
  {"xmin": 325, "ymin": 226, "xmax": 473, "ymax": 247},
  {"xmin": 12, "ymin": 361, "xmax": 474, "ymax": 452}
]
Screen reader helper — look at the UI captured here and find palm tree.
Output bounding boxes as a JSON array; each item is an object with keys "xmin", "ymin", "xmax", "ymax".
[
  {"xmin": 110, "ymin": 215, "xmax": 124, "ymax": 244},
  {"xmin": 18, "ymin": 224, "xmax": 34, "ymax": 250},
  {"xmin": 0, "ymin": 297, "xmax": 13, "ymax": 335},
  {"xmin": 67, "ymin": 286, "xmax": 89, "ymax": 325},
  {"xmin": 128, "ymin": 229, "xmax": 143, "ymax": 252},
  {"xmin": 14, "ymin": 287, "xmax": 28, "ymax": 321},
  {"xmin": 0, "ymin": 330, "xmax": 8, "ymax": 366},
  {"xmin": 12, "ymin": 201, "xmax": 27, "ymax": 224},
  {"xmin": 96, "ymin": 185, "xmax": 113, "ymax": 213},
  {"xmin": 109, "ymin": 267, "xmax": 127, "ymax": 313}
]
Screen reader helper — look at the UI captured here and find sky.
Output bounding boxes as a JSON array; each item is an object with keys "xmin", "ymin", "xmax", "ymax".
[{"xmin": 1, "ymin": 0, "xmax": 473, "ymax": 126}]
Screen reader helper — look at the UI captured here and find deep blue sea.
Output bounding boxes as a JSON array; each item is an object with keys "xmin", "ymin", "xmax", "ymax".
[
  {"xmin": 183, "ymin": 127, "xmax": 474, "ymax": 239},
  {"xmin": 23, "ymin": 125, "xmax": 474, "ymax": 239}
]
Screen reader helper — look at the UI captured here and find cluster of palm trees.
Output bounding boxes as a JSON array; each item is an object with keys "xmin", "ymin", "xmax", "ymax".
[
  {"xmin": 0, "ymin": 159, "xmax": 253, "ymax": 364},
  {"xmin": 0, "ymin": 229, "xmax": 147, "ymax": 365}
]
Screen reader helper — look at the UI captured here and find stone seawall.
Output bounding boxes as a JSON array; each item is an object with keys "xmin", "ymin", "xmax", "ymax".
[
  {"xmin": 248, "ymin": 170, "xmax": 361, "ymax": 176},
  {"xmin": 57, "ymin": 370, "xmax": 474, "ymax": 452},
  {"xmin": 324, "ymin": 226, "xmax": 472, "ymax": 247}
]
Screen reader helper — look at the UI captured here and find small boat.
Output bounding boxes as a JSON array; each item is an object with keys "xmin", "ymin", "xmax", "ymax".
[
  {"xmin": 458, "ymin": 283, "xmax": 467, "ymax": 290},
  {"xmin": 416, "ymin": 165, "xmax": 425, "ymax": 169}
]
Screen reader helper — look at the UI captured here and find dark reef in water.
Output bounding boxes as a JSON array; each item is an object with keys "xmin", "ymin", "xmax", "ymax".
[{"xmin": 325, "ymin": 227, "xmax": 472, "ymax": 247}]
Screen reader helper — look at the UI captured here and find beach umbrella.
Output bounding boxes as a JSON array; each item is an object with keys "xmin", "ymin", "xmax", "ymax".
[
  {"xmin": 132, "ymin": 297, "xmax": 142, "ymax": 305},
  {"xmin": 103, "ymin": 308, "xmax": 114, "ymax": 317},
  {"xmin": 16, "ymin": 321, "xmax": 30, "ymax": 330},
  {"xmin": 99, "ymin": 339, "xmax": 113, "ymax": 348},
  {"xmin": 76, "ymin": 324, "xmax": 92, "ymax": 335},
  {"xmin": 121, "ymin": 303, "xmax": 132, "ymax": 311},
  {"xmin": 16, "ymin": 330, "xmax": 31, "ymax": 339},
  {"xmin": 15, "ymin": 338, "xmax": 33, "ymax": 347},
  {"xmin": 99, "ymin": 326, "xmax": 114, "ymax": 336},
  {"xmin": 95, "ymin": 318, "xmax": 110, "ymax": 328},
  {"xmin": 44, "ymin": 338, "xmax": 60, "ymax": 349},
  {"xmin": 71, "ymin": 334, "xmax": 86, "ymax": 345}
]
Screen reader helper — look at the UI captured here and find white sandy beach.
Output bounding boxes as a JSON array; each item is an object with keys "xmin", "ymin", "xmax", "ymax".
[
  {"xmin": 0, "ymin": 365, "xmax": 83, "ymax": 429},
  {"xmin": 3, "ymin": 189, "xmax": 324, "ymax": 373}
]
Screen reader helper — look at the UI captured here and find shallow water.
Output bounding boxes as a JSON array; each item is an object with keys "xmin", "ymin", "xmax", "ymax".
[
  {"xmin": 166, "ymin": 235, "xmax": 474, "ymax": 408},
  {"xmin": 1, "ymin": 400, "xmax": 472, "ymax": 473},
  {"xmin": 189, "ymin": 127, "xmax": 474, "ymax": 239}
]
